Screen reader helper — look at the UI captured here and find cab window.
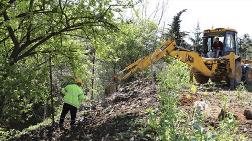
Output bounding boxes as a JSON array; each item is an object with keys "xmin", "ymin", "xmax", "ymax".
[{"xmin": 224, "ymin": 33, "xmax": 235, "ymax": 52}]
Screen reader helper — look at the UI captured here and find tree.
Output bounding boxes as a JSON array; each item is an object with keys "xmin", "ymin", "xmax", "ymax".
[
  {"xmin": 90, "ymin": 19, "xmax": 159, "ymax": 97},
  {"xmin": 190, "ymin": 22, "xmax": 202, "ymax": 52},
  {"xmin": 0, "ymin": 0, "xmax": 139, "ymax": 130},
  {"xmin": 0, "ymin": 34, "xmax": 92, "ymax": 129},
  {"xmin": 0, "ymin": 0, "xmax": 120, "ymax": 65},
  {"xmin": 239, "ymin": 34, "xmax": 252, "ymax": 59},
  {"xmin": 162, "ymin": 9, "xmax": 189, "ymax": 49}
]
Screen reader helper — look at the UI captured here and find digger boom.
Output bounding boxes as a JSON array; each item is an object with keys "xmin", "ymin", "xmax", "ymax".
[{"xmin": 117, "ymin": 39, "xmax": 238, "ymax": 81}]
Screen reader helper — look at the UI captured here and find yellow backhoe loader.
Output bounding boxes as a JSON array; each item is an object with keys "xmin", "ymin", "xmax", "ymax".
[{"xmin": 115, "ymin": 28, "xmax": 252, "ymax": 89}]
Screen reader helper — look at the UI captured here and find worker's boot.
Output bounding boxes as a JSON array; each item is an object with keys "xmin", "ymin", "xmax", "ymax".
[{"xmin": 70, "ymin": 123, "xmax": 77, "ymax": 130}]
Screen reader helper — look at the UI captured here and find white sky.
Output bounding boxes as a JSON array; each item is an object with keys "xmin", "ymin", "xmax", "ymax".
[{"xmin": 131, "ymin": 0, "xmax": 252, "ymax": 37}]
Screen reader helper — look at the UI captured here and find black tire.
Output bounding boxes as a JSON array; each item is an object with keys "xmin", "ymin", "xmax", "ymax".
[
  {"xmin": 193, "ymin": 72, "xmax": 209, "ymax": 84},
  {"xmin": 210, "ymin": 77, "xmax": 222, "ymax": 83},
  {"xmin": 245, "ymin": 67, "xmax": 252, "ymax": 85},
  {"xmin": 235, "ymin": 61, "xmax": 242, "ymax": 84}
]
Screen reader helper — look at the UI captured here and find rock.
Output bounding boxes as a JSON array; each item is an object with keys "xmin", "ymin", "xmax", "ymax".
[
  {"xmin": 193, "ymin": 100, "xmax": 209, "ymax": 116},
  {"xmin": 244, "ymin": 109, "xmax": 252, "ymax": 120},
  {"xmin": 194, "ymin": 100, "xmax": 208, "ymax": 111},
  {"xmin": 234, "ymin": 112, "xmax": 246, "ymax": 124}
]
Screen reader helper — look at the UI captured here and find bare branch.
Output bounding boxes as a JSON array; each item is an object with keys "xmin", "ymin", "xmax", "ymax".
[
  {"xmin": 12, "ymin": 21, "xmax": 98, "ymax": 63},
  {"xmin": 5, "ymin": 0, "xmax": 119, "ymax": 64},
  {"xmin": 59, "ymin": 0, "xmax": 69, "ymax": 27},
  {"xmin": 149, "ymin": 1, "xmax": 160, "ymax": 20},
  {"xmin": 158, "ymin": 0, "xmax": 166, "ymax": 26},
  {"xmin": 3, "ymin": 11, "xmax": 19, "ymax": 47}
]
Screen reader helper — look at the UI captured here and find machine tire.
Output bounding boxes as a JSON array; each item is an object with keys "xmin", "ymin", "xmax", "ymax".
[
  {"xmin": 245, "ymin": 67, "xmax": 252, "ymax": 85},
  {"xmin": 234, "ymin": 61, "xmax": 242, "ymax": 84},
  {"xmin": 193, "ymin": 72, "xmax": 209, "ymax": 84},
  {"xmin": 210, "ymin": 77, "xmax": 222, "ymax": 83},
  {"xmin": 229, "ymin": 61, "xmax": 242, "ymax": 89}
]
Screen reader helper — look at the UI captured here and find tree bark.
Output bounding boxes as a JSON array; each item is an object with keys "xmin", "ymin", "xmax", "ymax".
[{"xmin": 91, "ymin": 49, "xmax": 96, "ymax": 99}]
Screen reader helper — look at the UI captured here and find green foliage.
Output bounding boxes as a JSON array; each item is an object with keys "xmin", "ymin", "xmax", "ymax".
[
  {"xmin": 95, "ymin": 19, "xmax": 159, "ymax": 69},
  {"xmin": 0, "ymin": 33, "xmax": 91, "ymax": 130},
  {"xmin": 235, "ymin": 83, "xmax": 247, "ymax": 101},
  {"xmin": 0, "ymin": 0, "xmax": 141, "ymax": 131},
  {"xmin": 159, "ymin": 59, "xmax": 190, "ymax": 90},
  {"xmin": 143, "ymin": 60, "xmax": 245, "ymax": 141},
  {"xmin": 0, "ymin": 127, "xmax": 20, "ymax": 141},
  {"xmin": 0, "ymin": 0, "xmax": 121, "ymax": 64},
  {"xmin": 156, "ymin": 60, "xmax": 190, "ymax": 140},
  {"xmin": 190, "ymin": 109, "xmax": 245, "ymax": 141},
  {"xmin": 189, "ymin": 23, "xmax": 203, "ymax": 52},
  {"xmin": 214, "ymin": 116, "xmax": 244, "ymax": 140},
  {"xmin": 92, "ymin": 19, "xmax": 159, "ymax": 96},
  {"xmin": 0, "ymin": 60, "xmax": 49, "ymax": 129},
  {"xmin": 190, "ymin": 90, "xmax": 246, "ymax": 141},
  {"xmin": 163, "ymin": 9, "xmax": 189, "ymax": 48},
  {"xmin": 142, "ymin": 59, "xmax": 190, "ymax": 140},
  {"xmin": 239, "ymin": 34, "xmax": 252, "ymax": 59}
]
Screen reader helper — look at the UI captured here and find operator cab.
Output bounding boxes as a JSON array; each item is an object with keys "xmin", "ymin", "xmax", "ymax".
[{"xmin": 202, "ymin": 28, "xmax": 238, "ymax": 58}]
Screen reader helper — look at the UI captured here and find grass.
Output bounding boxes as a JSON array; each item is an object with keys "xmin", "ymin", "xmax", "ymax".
[
  {"xmin": 142, "ymin": 59, "xmax": 247, "ymax": 141},
  {"xmin": 0, "ymin": 108, "xmax": 62, "ymax": 141}
]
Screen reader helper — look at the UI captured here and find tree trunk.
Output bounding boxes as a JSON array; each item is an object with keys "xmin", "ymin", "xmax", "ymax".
[{"xmin": 91, "ymin": 50, "xmax": 96, "ymax": 99}]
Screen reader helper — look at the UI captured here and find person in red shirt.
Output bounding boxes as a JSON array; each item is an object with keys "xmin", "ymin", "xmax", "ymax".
[{"xmin": 212, "ymin": 37, "xmax": 223, "ymax": 58}]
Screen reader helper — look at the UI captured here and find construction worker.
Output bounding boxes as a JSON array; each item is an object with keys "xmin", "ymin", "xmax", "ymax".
[
  {"xmin": 59, "ymin": 78, "xmax": 86, "ymax": 129},
  {"xmin": 212, "ymin": 37, "xmax": 223, "ymax": 58}
]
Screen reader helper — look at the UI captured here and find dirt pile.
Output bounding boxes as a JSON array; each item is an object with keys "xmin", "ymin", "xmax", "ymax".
[
  {"xmin": 11, "ymin": 78, "xmax": 158, "ymax": 141},
  {"xmin": 179, "ymin": 94, "xmax": 199, "ymax": 106}
]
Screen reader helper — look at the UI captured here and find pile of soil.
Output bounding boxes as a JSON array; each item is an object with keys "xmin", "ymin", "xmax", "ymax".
[
  {"xmin": 11, "ymin": 78, "xmax": 158, "ymax": 141},
  {"xmin": 179, "ymin": 94, "xmax": 199, "ymax": 106}
]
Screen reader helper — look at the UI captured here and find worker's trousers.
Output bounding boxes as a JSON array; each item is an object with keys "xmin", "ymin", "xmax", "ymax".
[
  {"xmin": 59, "ymin": 103, "xmax": 77, "ymax": 126},
  {"xmin": 214, "ymin": 49, "xmax": 221, "ymax": 58}
]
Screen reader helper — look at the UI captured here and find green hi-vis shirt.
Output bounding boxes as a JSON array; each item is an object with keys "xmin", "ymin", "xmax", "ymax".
[{"xmin": 61, "ymin": 84, "xmax": 85, "ymax": 108}]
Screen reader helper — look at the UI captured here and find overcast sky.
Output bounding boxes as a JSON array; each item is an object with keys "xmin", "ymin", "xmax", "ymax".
[{"xmin": 131, "ymin": 0, "xmax": 252, "ymax": 37}]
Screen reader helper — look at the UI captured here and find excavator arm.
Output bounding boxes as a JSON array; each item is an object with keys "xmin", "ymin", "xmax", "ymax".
[
  {"xmin": 116, "ymin": 40, "xmax": 175, "ymax": 80},
  {"xmin": 116, "ymin": 39, "xmax": 214, "ymax": 81}
]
